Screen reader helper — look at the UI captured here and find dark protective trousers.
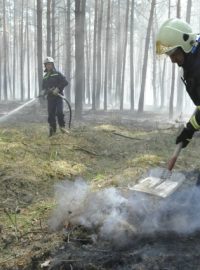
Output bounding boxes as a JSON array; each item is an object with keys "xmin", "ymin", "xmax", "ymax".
[{"xmin": 47, "ymin": 96, "xmax": 65, "ymax": 131}]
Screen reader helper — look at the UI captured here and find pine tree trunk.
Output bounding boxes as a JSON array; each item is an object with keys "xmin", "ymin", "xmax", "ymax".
[
  {"xmin": 75, "ymin": 0, "xmax": 86, "ymax": 119},
  {"xmin": 3, "ymin": 0, "xmax": 8, "ymax": 100},
  {"xmin": 47, "ymin": 0, "xmax": 51, "ymax": 56},
  {"xmin": 138, "ymin": 0, "xmax": 155, "ymax": 113},
  {"xmin": 65, "ymin": 0, "xmax": 71, "ymax": 101},
  {"xmin": 120, "ymin": 0, "xmax": 129, "ymax": 110},
  {"xmin": 26, "ymin": 0, "xmax": 31, "ymax": 99},
  {"xmin": 115, "ymin": 0, "xmax": 122, "ymax": 107},
  {"xmin": 51, "ymin": 0, "xmax": 56, "ymax": 59},
  {"xmin": 96, "ymin": 0, "xmax": 103, "ymax": 109},
  {"xmin": 92, "ymin": 0, "xmax": 98, "ymax": 110},
  {"xmin": 130, "ymin": 0, "xmax": 135, "ymax": 111},
  {"xmin": 152, "ymin": 28, "xmax": 157, "ymax": 107},
  {"xmin": 20, "ymin": 0, "xmax": 25, "ymax": 100},
  {"xmin": 103, "ymin": 0, "xmax": 111, "ymax": 111},
  {"xmin": 160, "ymin": 59, "xmax": 166, "ymax": 108},
  {"xmin": 37, "ymin": 0, "xmax": 43, "ymax": 93},
  {"xmin": 85, "ymin": 12, "xmax": 91, "ymax": 105},
  {"xmin": 169, "ymin": 65, "xmax": 175, "ymax": 119},
  {"xmin": 12, "ymin": 0, "xmax": 17, "ymax": 100}
]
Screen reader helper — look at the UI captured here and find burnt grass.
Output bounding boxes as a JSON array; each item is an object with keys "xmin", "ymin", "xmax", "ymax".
[
  {"xmin": 34, "ymin": 171, "xmax": 200, "ymax": 270},
  {"xmin": 45, "ymin": 230, "xmax": 200, "ymax": 270},
  {"xmin": 1, "ymin": 101, "xmax": 200, "ymax": 270}
]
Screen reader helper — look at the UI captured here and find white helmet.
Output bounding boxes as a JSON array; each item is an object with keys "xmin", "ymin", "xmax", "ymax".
[
  {"xmin": 156, "ymin": 18, "xmax": 197, "ymax": 55},
  {"xmin": 43, "ymin": 56, "xmax": 54, "ymax": 64}
]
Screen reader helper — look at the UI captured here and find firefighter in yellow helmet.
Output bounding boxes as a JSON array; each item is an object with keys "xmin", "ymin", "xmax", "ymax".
[{"xmin": 156, "ymin": 18, "xmax": 200, "ymax": 148}]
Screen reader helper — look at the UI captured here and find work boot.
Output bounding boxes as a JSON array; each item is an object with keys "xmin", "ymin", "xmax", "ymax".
[
  {"xmin": 60, "ymin": 126, "xmax": 69, "ymax": 134},
  {"xmin": 49, "ymin": 127, "xmax": 56, "ymax": 137}
]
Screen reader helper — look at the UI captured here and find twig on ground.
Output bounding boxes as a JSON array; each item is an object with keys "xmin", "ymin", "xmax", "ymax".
[
  {"xmin": 113, "ymin": 132, "xmax": 143, "ymax": 140},
  {"xmin": 74, "ymin": 147, "xmax": 98, "ymax": 156}
]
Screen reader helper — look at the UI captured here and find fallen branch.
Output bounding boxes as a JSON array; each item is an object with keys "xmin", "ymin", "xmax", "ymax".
[
  {"xmin": 74, "ymin": 147, "xmax": 98, "ymax": 156},
  {"xmin": 113, "ymin": 132, "xmax": 143, "ymax": 140}
]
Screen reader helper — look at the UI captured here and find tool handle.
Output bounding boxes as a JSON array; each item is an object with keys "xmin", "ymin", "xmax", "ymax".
[{"xmin": 167, "ymin": 142, "xmax": 183, "ymax": 171}]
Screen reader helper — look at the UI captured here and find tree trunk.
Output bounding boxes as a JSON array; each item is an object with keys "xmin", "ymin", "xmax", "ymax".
[
  {"xmin": 47, "ymin": 0, "xmax": 51, "ymax": 56},
  {"xmin": 138, "ymin": 0, "xmax": 155, "ymax": 113},
  {"xmin": 85, "ymin": 10, "xmax": 91, "ymax": 105},
  {"xmin": 120, "ymin": 0, "xmax": 129, "ymax": 110},
  {"xmin": 26, "ymin": 0, "xmax": 31, "ymax": 99},
  {"xmin": 3, "ymin": 0, "xmax": 8, "ymax": 100},
  {"xmin": 175, "ymin": 0, "xmax": 191, "ymax": 113},
  {"xmin": 130, "ymin": 0, "xmax": 135, "ymax": 111},
  {"xmin": 37, "ymin": 0, "xmax": 43, "ymax": 93},
  {"xmin": 169, "ymin": 65, "xmax": 175, "ymax": 119},
  {"xmin": 92, "ymin": 0, "xmax": 98, "ymax": 110},
  {"xmin": 152, "ymin": 28, "xmax": 157, "ymax": 107},
  {"xmin": 96, "ymin": 0, "xmax": 103, "ymax": 109},
  {"xmin": 115, "ymin": 0, "xmax": 122, "ymax": 107},
  {"xmin": 74, "ymin": 0, "xmax": 86, "ymax": 119},
  {"xmin": 186, "ymin": 0, "xmax": 192, "ymax": 23},
  {"xmin": 20, "ymin": 0, "xmax": 25, "ymax": 101},
  {"xmin": 65, "ymin": 0, "xmax": 71, "ymax": 101},
  {"xmin": 51, "ymin": 0, "xmax": 56, "ymax": 59},
  {"xmin": 160, "ymin": 58, "xmax": 166, "ymax": 108},
  {"xmin": 103, "ymin": 0, "xmax": 111, "ymax": 111},
  {"xmin": 13, "ymin": 0, "xmax": 17, "ymax": 100}
]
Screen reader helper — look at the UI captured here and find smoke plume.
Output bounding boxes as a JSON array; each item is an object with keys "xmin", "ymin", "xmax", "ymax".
[{"xmin": 49, "ymin": 177, "xmax": 200, "ymax": 246}]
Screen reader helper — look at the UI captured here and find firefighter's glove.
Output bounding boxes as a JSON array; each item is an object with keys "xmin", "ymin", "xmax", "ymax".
[
  {"xmin": 176, "ymin": 123, "xmax": 195, "ymax": 148},
  {"xmin": 52, "ymin": 87, "xmax": 59, "ymax": 95}
]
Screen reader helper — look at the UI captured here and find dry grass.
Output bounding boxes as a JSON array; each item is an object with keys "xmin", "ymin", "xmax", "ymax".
[{"xmin": 0, "ymin": 121, "xmax": 200, "ymax": 269}]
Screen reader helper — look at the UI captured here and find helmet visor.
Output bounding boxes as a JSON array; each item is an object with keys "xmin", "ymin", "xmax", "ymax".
[{"xmin": 156, "ymin": 41, "xmax": 178, "ymax": 55}]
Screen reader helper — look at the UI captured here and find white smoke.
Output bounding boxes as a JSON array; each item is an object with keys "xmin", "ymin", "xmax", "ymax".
[
  {"xmin": 48, "ymin": 178, "xmax": 89, "ymax": 230},
  {"xmin": 49, "ymin": 178, "xmax": 200, "ymax": 245}
]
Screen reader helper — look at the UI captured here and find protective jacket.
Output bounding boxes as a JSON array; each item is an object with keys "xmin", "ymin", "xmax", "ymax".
[
  {"xmin": 182, "ymin": 43, "xmax": 200, "ymax": 131},
  {"xmin": 42, "ymin": 68, "xmax": 68, "ymax": 95}
]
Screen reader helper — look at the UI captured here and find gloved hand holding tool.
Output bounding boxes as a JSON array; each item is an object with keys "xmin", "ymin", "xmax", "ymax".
[
  {"xmin": 175, "ymin": 122, "xmax": 195, "ymax": 149},
  {"xmin": 168, "ymin": 108, "xmax": 197, "ymax": 170}
]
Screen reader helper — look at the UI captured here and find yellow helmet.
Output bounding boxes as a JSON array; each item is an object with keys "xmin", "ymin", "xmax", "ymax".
[{"xmin": 156, "ymin": 18, "xmax": 197, "ymax": 55}]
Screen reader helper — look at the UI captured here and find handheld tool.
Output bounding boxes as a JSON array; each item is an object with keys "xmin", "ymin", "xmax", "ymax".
[
  {"xmin": 128, "ymin": 142, "xmax": 185, "ymax": 198},
  {"xmin": 167, "ymin": 142, "xmax": 183, "ymax": 171}
]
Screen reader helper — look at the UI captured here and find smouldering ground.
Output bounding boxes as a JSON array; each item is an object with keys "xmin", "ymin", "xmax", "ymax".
[{"xmin": 0, "ymin": 116, "xmax": 200, "ymax": 269}]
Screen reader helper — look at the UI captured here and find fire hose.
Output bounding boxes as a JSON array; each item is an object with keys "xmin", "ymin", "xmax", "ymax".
[
  {"xmin": 56, "ymin": 93, "xmax": 72, "ymax": 129},
  {"xmin": 38, "ymin": 89, "xmax": 72, "ymax": 129}
]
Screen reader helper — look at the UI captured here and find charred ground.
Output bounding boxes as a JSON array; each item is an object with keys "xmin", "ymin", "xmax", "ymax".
[{"xmin": 0, "ymin": 101, "xmax": 200, "ymax": 269}]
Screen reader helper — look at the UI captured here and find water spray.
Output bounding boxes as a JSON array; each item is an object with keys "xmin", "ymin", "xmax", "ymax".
[{"xmin": 0, "ymin": 98, "xmax": 37, "ymax": 123}]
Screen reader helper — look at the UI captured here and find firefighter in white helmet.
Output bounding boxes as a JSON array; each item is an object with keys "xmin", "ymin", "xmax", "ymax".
[
  {"xmin": 156, "ymin": 18, "xmax": 200, "ymax": 148},
  {"xmin": 41, "ymin": 57, "xmax": 69, "ymax": 137}
]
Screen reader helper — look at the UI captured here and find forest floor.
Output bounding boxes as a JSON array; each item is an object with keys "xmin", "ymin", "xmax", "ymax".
[{"xmin": 0, "ymin": 101, "xmax": 200, "ymax": 270}]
